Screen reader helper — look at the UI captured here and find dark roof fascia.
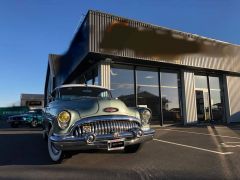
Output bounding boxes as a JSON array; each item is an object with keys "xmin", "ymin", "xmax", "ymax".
[{"xmin": 88, "ymin": 10, "xmax": 239, "ymax": 47}]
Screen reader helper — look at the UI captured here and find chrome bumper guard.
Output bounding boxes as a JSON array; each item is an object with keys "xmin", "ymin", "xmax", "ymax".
[{"xmin": 50, "ymin": 128, "xmax": 155, "ymax": 151}]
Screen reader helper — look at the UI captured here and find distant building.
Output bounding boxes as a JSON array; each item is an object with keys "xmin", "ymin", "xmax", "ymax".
[
  {"xmin": 45, "ymin": 10, "xmax": 240, "ymax": 126},
  {"xmin": 20, "ymin": 94, "xmax": 44, "ymax": 109}
]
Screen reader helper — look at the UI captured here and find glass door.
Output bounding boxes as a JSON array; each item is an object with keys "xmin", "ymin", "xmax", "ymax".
[
  {"xmin": 195, "ymin": 89, "xmax": 211, "ymax": 121},
  {"xmin": 209, "ymin": 76, "xmax": 224, "ymax": 122},
  {"xmin": 195, "ymin": 75, "xmax": 225, "ymax": 123},
  {"xmin": 160, "ymin": 71, "xmax": 181, "ymax": 124},
  {"xmin": 136, "ymin": 67, "xmax": 160, "ymax": 122}
]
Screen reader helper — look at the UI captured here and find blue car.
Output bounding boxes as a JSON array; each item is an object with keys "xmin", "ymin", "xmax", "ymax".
[{"xmin": 7, "ymin": 109, "xmax": 43, "ymax": 128}]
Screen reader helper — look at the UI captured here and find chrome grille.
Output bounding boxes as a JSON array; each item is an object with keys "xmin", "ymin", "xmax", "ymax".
[{"xmin": 73, "ymin": 120, "xmax": 140, "ymax": 136}]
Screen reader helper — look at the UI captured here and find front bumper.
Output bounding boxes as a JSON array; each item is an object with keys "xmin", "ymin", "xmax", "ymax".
[{"xmin": 50, "ymin": 129, "xmax": 155, "ymax": 151}]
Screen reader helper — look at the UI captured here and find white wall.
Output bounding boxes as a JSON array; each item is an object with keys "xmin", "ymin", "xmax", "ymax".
[
  {"xmin": 181, "ymin": 70, "xmax": 198, "ymax": 124},
  {"xmin": 226, "ymin": 76, "xmax": 240, "ymax": 123}
]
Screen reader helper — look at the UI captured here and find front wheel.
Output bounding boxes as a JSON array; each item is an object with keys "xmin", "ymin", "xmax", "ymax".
[
  {"xmin": 48, "ymin": 128, "xmax": 63, "ymax": 162},
  {"xmin": 124, "ymin": 143, "xmax": 142, "ymax": 153}
]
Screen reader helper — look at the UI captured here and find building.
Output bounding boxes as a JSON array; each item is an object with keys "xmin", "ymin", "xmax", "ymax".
[
  {"xmin": 20, "ymin": 94, "xmax": 44, "ymax": 109},
  {"xmin": 45, "ymin": 10, "xmax": 240, "ymax": 126}
]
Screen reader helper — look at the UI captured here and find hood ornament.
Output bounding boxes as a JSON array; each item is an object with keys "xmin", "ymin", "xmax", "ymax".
[{"xmin": 103, "ymin": 107, "xmax": 119, "ymax": 113}]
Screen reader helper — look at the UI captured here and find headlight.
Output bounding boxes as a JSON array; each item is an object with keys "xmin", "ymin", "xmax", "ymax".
[
  {"xmin": 139, "ymin": 109, "xmax": 151, "ymax": 125},
  {"xmin": 57, "ymin": 111, "xmax": 71, "ymax": 129}
]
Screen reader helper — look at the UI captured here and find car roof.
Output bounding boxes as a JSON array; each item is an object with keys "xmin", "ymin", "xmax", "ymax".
[{"xmin": 54, "ymin": 84, "xmax": 109, "ymax": 91}]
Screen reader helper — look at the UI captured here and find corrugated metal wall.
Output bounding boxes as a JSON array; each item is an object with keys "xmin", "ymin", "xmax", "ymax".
[
  {"xmin": 226, "ymin": 76, "xmax": 240, "ymax": 122},
  {"xmin": 181, "ymin": 71, "xmax": 198, "ymax": 124},
  {"xmin": 98, "ymin": 61, "xmax": 111, "ymax": 89},
  {"xmin": 88, "ymin": 10, "xmax": 240, "ymax": 73}
]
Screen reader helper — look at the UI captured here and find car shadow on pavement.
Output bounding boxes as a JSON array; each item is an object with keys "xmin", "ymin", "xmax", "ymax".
[{"xmin": 0, "ymin": 132, "xmax": 54, "ymax": 166}]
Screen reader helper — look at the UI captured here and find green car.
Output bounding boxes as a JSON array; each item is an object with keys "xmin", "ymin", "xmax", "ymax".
[
  {"xmin": 7, "ymin": 109, "xmax": 43, "ymax": 128},
  {"xmin": 43, "ymin": 84, "xmax": 155, "ymax": 162}
]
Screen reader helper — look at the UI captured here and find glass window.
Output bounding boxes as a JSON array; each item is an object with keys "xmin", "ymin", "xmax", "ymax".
[
  {"xmin": 195, "ymin": 75, "xmax": 208, "ymax": 89},
  {"xmin": 59, "ymin": 87, "xmax": 111, "ymax": 100},
  {"xmin": 209, "ymin": 76, "xmax": 220, "ymax": 90},
  {"xmin": 93, "ymin": 67, "xmax": 98, "ymax": 85},
  {"xmin": 111, "ymin": 65, "xmax": 135, "ymax": 107},
  {"xmin": 161, "ymin": 72, "xmax": 181, "ymax": 123},
  {"xmin": 136, "ymin": 68, "xmax": 160, "ymax": 117},
  {"xmin": 194, "ymin": 75, "xmax": 224, "ymax": 122},
  {"xmin": 209, "ymin": 76, "xmax": 224, "ymax": 121},
  {"xmin": 87, "ymin": 79, "xmax": 93, "ymax": 85},
  {"xmin": 161, "ymin": 72, "xmax": 178, "ymax": 87}
]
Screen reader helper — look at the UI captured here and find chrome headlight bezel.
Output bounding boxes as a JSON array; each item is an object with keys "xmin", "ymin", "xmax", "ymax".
[
  {"xmin": 138, "ymin": 108, "xmax": 152, "ymax": 126},
  {"xmin": 57, "ymin": 110, "xmax": 71, "ymax": 129}
]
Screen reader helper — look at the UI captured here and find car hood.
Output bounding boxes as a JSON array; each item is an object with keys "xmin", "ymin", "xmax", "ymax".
[{"xmin": 53, "ymin": 98, "xmax": 137, "ymax": 118}]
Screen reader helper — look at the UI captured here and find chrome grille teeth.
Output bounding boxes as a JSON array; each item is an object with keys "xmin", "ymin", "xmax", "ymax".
[
  {"xmin": 100, "ymin": 122, "xmax": 103, "ymax": 135},
  {"xmin": 74, "ymin": 120, "xmax": 140, "ymax": 137},
  {"xmin": 104, "ymin": 122, "xmax": 107, "ymax": 134},
  {"xmin": 91, "ymin": 123, "xmax": 93, "ymax": 133},
  {"xmin": 114, "ymin": 121, "xmax": 116, "ymax": 131},
  {"xmin": 128, "ymin": 122, "xmax": 131, "ymax": 130},
  {"xmin": 106, "ymin": 121, "xmax": 109, "ymax": 134},
  {"xmin": 116, "ymin": 121, "xmax": 118, "ymax": 132},
  {"xmin": 102, "ymin": 122, "xmax": 105, "ymax": 134},
  {"xmin": 115, "ymin": 121, "xmax": 117, "ymax": 131},
  {"xmin": 112, "ymin": 121, "xmax": 115, "ymax": 132},
  {"xmin": 93, "ymin": 123, "xmax": 96, "ymax": 134},
  {"xmin": 96, "ymin": 122, "xmax": 99, "ymax": 134}
]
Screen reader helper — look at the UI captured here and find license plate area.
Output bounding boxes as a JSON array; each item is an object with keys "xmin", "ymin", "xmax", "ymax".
[{"xmin": 108, "ymin": 139, "xmax": 125, "ymax": 151}]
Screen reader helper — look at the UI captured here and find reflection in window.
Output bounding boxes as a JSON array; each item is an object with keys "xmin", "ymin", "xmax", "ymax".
[
  {"xmin": 194, "ymin": 75, "xmax": 224, "ymax": 122},
  {"xmin": 209, "ymin": 76, "xmax": 220, "ymax": 90},
  {"xmin": 87, "ymin": 79, "xmax": 93, "ymax": 85},
  {"xmin": 194, "ymin": 75, "xmax": 211, "ymax": 121},
  {"xmin": 161, "ymin": 72, "xmax": 181, "ymax": 123},
  {"xmin": 136, "ymin": 68, "xmax": 160, "ymax": 118},
  {"xmin": 111, "ymin": 65, "xmax": 135, "ymax": 107},
  {"xmin": 195, "ymin": 75, "xmax": 208, "ymax": 89},
  {"xmin": 209, "ymin": 76, "xmax": 223, "ymax": 121},
  {"xmin": 93, "ymin": 67, "xmax": 98, "ymax": 85}
]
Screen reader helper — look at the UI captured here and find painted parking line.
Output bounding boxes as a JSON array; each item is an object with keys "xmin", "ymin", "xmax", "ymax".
[
  {"xmin": 153, "ymin": 138, "xmax": 233, "ymax": 155},
  {"xmin": 221, "ymin": 142, "xmax": 240, "ymax": 148},
  {"xmin": 155, "ymin": 128, "xmax": 240, "ymax": 140}
]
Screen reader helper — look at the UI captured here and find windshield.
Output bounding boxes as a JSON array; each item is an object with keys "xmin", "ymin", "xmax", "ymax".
[{"xmin": 58, "ymin": 87, "xmax": 112, "ymax": 100}]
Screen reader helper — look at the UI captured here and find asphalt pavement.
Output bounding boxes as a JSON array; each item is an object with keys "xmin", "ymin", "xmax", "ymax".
[{"xmin": 0, "ymin": 124, "xmax": 240, "ymax": 180}]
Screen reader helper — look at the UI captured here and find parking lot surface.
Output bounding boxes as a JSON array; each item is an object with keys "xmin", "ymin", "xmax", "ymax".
[{"xmin": 0, "ymin": 125, "xmax": 240, "ymax": 179}]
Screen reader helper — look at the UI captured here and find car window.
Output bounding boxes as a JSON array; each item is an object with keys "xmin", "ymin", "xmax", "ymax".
[{"xmin": 59, "ymin": 87, "xmax": 112, "ymax": 100}]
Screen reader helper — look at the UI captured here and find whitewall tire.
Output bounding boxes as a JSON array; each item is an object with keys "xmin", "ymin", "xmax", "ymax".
[{"xmin": 48, "ymin": 128, "xmax": 63, "ymax": 162}]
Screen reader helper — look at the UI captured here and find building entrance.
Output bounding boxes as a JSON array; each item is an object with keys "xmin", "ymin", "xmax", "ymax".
[
  {"xmin": 195, "ymin": 75, "xmax": 225, "ymax": 123},
  {"xmin": 195, "ymin": 89, "xmax": 211, "ymax": 121}
]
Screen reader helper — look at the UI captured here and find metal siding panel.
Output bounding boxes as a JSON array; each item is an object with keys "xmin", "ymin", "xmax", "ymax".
[
  {"xmin": 226, "ymin": 76, "xmax": 240, "ymax": 122},
  {"xmin": 182, "ymin": 71, "xmax": 198, "ymax": 124},
  {"xmin": 88, "ymin": 11, "xmax": 240, "ymax": 73},
  {"xmin": 98, "ymin": 61, "xmax": 110, "ymax": 89}
]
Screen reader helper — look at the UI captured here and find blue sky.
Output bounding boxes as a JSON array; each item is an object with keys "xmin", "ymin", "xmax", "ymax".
[{"xmin": 0, "ymin": 0, "xmax": 239, "ymax": 107}]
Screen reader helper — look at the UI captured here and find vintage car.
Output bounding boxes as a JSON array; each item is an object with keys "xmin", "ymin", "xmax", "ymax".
[
  {"xmin": 43, "ymin": 84, "xmax": 155, "ymax": 162},
  {"xmin": 7, "ymin": 109, "xmax": 43, "ymax": 128}
]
